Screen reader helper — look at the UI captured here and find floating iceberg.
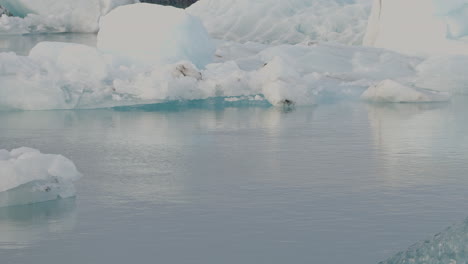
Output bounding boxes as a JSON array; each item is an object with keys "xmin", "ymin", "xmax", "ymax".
[
  {"xmin": 364, "ymin": 0, "xmax": 468, "ymax": 56},
  {"xmin": 97, "ymin": 3, "xmax": 215, "ymax": 68},
  {"xmin": 0, "ymin": 147, "xmax": 81, "ymax": 207},
  {"xmin": 361, "ymin": 80, "xmax": 451, "ymax": 103},
  {"xmin": 0, "ymin": 39, "xmax": 464, "ymax": 110},
  {"xmin": 188, "ymin": 0, "xmax": 372, "ymax": 45},
  {"xmin": 380, "ymin": 217, "xmax": 468, "ymax": 264},
  {"xmin": 0, "ymin": 0, "xmax": 138, "ymax": 34}
]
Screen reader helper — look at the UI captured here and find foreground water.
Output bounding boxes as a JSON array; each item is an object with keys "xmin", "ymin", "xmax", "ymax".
[
  {"xmin": 1, "ymin": 34, "xmax": 468, "ymax": 264},
  {"xmin": 1, "ymin": 101, "xmax": 468, "ymax": 264}
]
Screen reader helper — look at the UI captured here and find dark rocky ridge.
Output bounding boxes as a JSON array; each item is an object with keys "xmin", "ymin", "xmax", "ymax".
[
  {"xmin": 0, "ymin": 1, "xmax": 198, "ymax": 16},
  {"xmin": 0, "ymin": 5, "xmax": 11, "ymax": 16},
  {"xmin": 140, "ymin": 0, "xmax": 198, "ymax": 8}
]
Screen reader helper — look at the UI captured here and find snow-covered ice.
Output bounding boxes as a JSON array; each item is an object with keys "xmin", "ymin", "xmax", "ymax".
[
  {"xmin": 0, "ymin": 0, "xmax": 138, "ymax": 34},
  {"xmin": 364, "ymin": 0, "xmax": 468, "ymax": 56},
  {"xmin": 188, "ymin": 0, "xmax": 372, "ymax": 45},
  {"xmin": 0, "ymin": 147, "xmax": 81, "ymax": 207},
  {"xmin": 380, "ymin": 217, "xmax": 468, "ymax": 264},
  {"xmin": 97, "ymin": 3, "xmax": 215, "ymax": 68},
  {"xmin": 361, "ymin": 80, "xmax": 451, "ymax": 103}
]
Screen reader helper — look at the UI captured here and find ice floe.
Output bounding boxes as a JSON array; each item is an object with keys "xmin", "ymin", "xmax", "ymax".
[{"xmin": 0, "ymin": 147, "xmax": 81, "ymax": 207}]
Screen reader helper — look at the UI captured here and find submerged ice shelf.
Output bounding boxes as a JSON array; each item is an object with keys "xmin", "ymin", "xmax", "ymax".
[
  {"xmin": 0, "ymin": 147, "xmax": 81, "ymax": 207},
  {"xmin": 381, "ymin": 217, "xmax": 468, "ymax": 264}
]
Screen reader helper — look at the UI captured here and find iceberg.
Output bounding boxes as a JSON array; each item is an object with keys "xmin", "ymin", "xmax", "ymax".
[
  {"xmin": 0, "ymin": 0, "xmax": 138, "ymax": 34},
  {"xmin": 364, "ymin": 0, "xmax": 468, "ymax": 56},
  {"xmin": 380, "ymin": 217, "xmax": 468, "ymax": 264},
  {"xmin": 361, "ymin": 80, "xmax": 451, "ymax": 103},
  {"xmin": 97, "ymin": 3, "xmax": 215, "ymax": 68},
  {"xmin": 188, "ymin": 0, "xmax": 372, "ymax": 45},
  {"xmin": 0, "ymin": 147, "xmax": 81, "ymax": 207},
  {"xmin": 0, "ymin": 39, "xmax": 464, "ymax": 110}
]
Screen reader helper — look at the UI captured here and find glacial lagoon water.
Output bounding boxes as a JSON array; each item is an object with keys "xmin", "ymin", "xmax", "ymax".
[{"xmin": 1, "ymin": 35, "xmax": 468, "ymax": 264}]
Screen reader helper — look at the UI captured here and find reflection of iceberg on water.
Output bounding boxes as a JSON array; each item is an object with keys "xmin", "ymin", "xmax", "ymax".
[
  {"xmin": 0, "ymin": 147, "xmax": 81, "ymax": 207},
  {"xmin": 0, "ymin": 198, "xmax": 76, "ymax": 249},
  {"xmin": 380, "ymin": 217, "xmax": 468, "ymax": 264}
]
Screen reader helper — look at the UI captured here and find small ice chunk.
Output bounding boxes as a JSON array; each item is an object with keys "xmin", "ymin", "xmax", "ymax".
[
  {"xmin": 0, "ymin": 147, "xmax": 81, "ymax": 207},
  {"xmin": 97, "ymin": 3, "xmax": 215, "ymax": 68},
  {"xmin": 361, "ymin": 80, "xmax": 451, "ymax": 103}
]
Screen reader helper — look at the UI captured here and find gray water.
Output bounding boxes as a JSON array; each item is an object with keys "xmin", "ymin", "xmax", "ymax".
[{"xmin": 1, "ymin": 35, "xmax": 468, "ymax": 264}]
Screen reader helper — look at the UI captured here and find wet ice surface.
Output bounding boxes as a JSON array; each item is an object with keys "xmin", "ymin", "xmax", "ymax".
[{"xmin": 1, "ymin": 101, "xmax": 468, "ymax": 264}]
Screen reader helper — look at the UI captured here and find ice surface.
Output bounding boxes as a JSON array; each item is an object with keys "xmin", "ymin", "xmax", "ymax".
[
  {"xmin": 97, "ymin": 3, "xmax": 215, "ymax": 68},
  {"xmin": 0, "ymin": 39, "xmax": 465, "ymax": 110},
  {"xmin": 0, "ymin": 147, "xmax": 81, "ymax": 207},
  {"xmin": 380, "ymin": 217, "xmax": 468, "ymax": 264},
  {"xmin": 188, "ymin": 0, "xmax": 372, "ymax": 45},
  {"xmin": 364, "ymin": 0, "xmax": 468, "ymax": 56},
  {"xmin": 0, "ymin": 0, "xmax": 138, "ymax": 34},
  {"xmin": 361, "ymin": 80, "xmax": 451, "ymax": 103}
]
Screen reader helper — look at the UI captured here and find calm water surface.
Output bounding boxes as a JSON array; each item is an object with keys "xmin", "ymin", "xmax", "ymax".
[{"xmin": 1, "ymin": 35, "xmax": 468, "ymax": 264}]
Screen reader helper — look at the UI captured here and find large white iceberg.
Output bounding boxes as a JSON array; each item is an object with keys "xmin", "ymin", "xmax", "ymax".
[
  {"xmin": 188, "ymin": 0, "xmax": 372, "ymax": 45},
  {"xmin": 97, "ymin": 3, "xmax": 215, "ymax": 68},
  {"xmin": 0, "ymin": 147, "xmax": 81, "ymax": 207},
  {"xmin": 0, "ymin": 0, "xmax": 138, "ymax": 34},
  {"xmin": 364, "ymin": 0, "xmax": 468, "ymax": 56}
]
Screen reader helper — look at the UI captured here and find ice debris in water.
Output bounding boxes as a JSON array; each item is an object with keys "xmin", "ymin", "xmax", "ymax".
[
  {"xmin": 380, "ymin": 217, "xmax": 468, "ymax": 264},
  {"xmin": 0, "ymin": 39, "xmax": 463, "ymax": 110},
  {"xmin": 188, "ymin": 0, "xmax": 373, "ymax": 45},
  {"xmin": 0, "ymin": 147, "xmax": 81, "ymax": 207},
  {"xmin": 0, "ymin": 0, "xmax": 138, "ymax": 34}
]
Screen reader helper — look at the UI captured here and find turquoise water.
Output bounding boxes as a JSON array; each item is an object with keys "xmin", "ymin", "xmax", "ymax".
[{"xmin": 1, "ymin": 35, "xmax": 468, "ymax": 264}]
